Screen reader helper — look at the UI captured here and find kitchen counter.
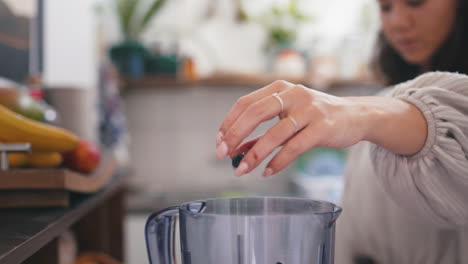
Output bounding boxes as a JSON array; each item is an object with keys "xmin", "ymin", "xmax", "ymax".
[{"xmin": 0, "ymin": 170, "xmax": 128, "ymax": 264}]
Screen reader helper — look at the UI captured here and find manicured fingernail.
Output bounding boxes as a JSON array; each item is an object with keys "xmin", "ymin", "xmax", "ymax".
[
  {"xmin": 216, "ymin": 141, "xmax": 228, "ymax": 159},
  {"xmin": 263, "ymin": 168, "xmax": 274, "ymax": 177},
  {"xmin": 216, "ymin": 131, "xmax": 224, "ymax": 146},
  {"xmin": 235, "ymin": 161, "xmax": 249, "ymax": 176}
]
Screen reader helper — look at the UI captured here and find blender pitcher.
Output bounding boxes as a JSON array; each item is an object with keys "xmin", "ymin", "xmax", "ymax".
[{"xmin": 145, "ymin": 196, "xmax": 342, "ymax": 264}]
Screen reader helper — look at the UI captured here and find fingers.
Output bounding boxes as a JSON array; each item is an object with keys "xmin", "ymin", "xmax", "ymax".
[
  {"xmin": 217, "ymin": 80, "xmax": 293, "ymax": 148},
  {"xmin": 231, "ymin": 137, "xmax": 260, "ymax": 159},
  {"xmin": 222, "ymin": 97, "xmax": 280, "ymax": 158},
  {"xmin": 234, "ymin": 113, "xmax": 308, "ymax": 176},
  {"xmin": 216, "ymin": 81, "xmax": 321, "ymax": 178},
  {"xmin": 263, "ymin": 126, "xmax": 320, "ymax": 177},
  {"xmin": 219, "ymin": 86, "xmax": 303, "ymax": 159}
]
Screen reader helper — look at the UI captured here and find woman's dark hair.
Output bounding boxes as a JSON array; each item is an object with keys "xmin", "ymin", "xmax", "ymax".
[{"xmin": 372, "ymin": 0, "xmax": 468, "ymax": 85}]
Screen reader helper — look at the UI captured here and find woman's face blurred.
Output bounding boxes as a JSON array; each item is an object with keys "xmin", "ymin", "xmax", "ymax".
[{"xmin": 378, "ymin": 0, "xmax": 458, "ymax": 69}]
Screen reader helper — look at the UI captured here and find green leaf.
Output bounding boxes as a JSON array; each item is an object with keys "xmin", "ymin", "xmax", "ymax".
[
  {"xmin": 137, "ymin": 0, "xmax": 167, "ymax": 36},
  {"xmin": 293, "ymin": 12, "xmax": 313, "ymax": 22},
  {"xmin": 288, "ymin": 0, "xmax": 313, "ymax": 22},
  {"xmin": 116, "ymin": 0, "xmax": 140, "ymax": 40},
  {"xmin": 288, "ymin": 0, "xmax": 298, "ymax": 14},
  {"xmin": 270, "ymin": 27, "xmax": 295, "ymax": 44},
  {"xmin": 271, "ymin": 6, "xmax": 282, "ymax": 16},
  {"xmin": 234, "ymin": 0, "xmax": 249, "ymax": 22}
]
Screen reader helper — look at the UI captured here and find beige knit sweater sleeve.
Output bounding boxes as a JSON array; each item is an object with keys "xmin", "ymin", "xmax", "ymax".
[{"xmin": 370, "ymin": 72, "xmax": 468, "ymax": 227}]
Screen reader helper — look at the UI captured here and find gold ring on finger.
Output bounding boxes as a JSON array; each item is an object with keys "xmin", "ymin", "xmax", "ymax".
[
  {"xmin": 272, "ymin": 93, "xmax": 284, "ymax": 115},
  {"xmin": 286, "ymin": 116, "xmax": 299, "ymax": 134}
]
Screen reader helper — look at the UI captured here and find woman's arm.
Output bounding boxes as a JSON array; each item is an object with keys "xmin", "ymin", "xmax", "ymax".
[
  {"xmin": 369, "ymin": 72, "xmax": 468, "ymax": 227},
  {"xmin": 348, "ymin": 96, "xmax": 427, "ymax": 156},
  {"xmin": 217, "ymin": 71, "xmax": 468, "ymax": 226},
  {"xmin": 216, "ymin": 80, "xmax": 428, "ymax": 177}
]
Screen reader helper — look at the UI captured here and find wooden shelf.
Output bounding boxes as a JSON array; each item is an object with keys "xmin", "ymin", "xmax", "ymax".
[
  {"xmin": 0, "ymin": 154, "xmax": 116, "ymax": 192},
  {"xmin": 122, "ymin": 72, "xmax": 375, "ymax": 90},
  {"xmin": 122, "ymin": 72, "xmax": 292, "ymax": 88},
  {"xmin": 0, "ymin": 154, "xmax": 118, "ymax": 208}
]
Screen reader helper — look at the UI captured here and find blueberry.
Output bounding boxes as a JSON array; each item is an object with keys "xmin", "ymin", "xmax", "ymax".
[{"xmin": 232, "ymin": 153, "xmax": 245, "ymax": 168}]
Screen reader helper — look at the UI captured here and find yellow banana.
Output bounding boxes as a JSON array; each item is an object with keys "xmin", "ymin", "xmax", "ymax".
[
  {"xmin": 7, "ymin": 153, "xmax": 28, "ymax": 168},
  {"xmin": 0, "ymin": 104, "xmax": 78, "ymax": 152},
  {"xmin": 7, "ymin": 152, "xmax": 63, "ymax": 168},
  {"xmin": 27, "ymin": 152, "xmax": 63, "ymax": 168}
]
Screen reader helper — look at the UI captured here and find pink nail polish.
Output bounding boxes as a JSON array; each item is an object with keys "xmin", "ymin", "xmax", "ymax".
[
  {"xmin": 235, "ymin": 162, "xmax": 249, "ymax": 176},
  {"xmin": 216, "ymin": 141, "xmax": 228, "ymax": 159},
  {"xmin": 263, "ymin": 168, "xmax": 274, "ymax": 177}
]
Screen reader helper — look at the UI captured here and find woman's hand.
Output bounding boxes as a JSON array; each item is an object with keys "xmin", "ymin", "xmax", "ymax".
[{"xmin": 216, "ymin": 80, "xmax": 427, "ymax": 177}]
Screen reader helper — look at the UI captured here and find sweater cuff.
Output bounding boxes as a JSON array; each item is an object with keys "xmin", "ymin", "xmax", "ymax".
[{"xmin": 395, "ymin": 94, "xmax": 437, "ymax": 159}]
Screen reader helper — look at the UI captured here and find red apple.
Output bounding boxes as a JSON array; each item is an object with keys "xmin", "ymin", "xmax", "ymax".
[{"xmin": 63, "ymin": 139, "xmax": 101, "ymax": 173}]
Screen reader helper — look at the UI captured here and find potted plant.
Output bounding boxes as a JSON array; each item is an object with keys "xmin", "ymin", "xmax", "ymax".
[
  {"xmin": 236, "ymin": 0, "xmax": 312, "ymax": 51},
  {"xmin": 109, "ymin": 0, "xmax": 167, "ymax": 78},
  {"xmin": 235, "ymin": 0, "xmax": 313, "ymax": 76}
]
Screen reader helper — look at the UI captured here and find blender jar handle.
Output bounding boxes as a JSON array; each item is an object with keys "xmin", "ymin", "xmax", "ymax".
[{"xmin": 145, "ymin": 206, "xmax": 180, "ymax": 264}]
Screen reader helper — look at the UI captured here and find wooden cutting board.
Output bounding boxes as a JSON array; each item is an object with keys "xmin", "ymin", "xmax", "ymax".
[{"xmin": 0, "ymin": 153, "xmax": 117, "ymax": 208}]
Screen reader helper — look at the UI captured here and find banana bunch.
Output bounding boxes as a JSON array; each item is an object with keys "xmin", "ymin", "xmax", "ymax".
[
  {"xmin": 8, "ymin": 152, "xmax": 63, "ymax": 168},
  {"xmin": 0, "ymin": 104, "xmax": 78, "ymax": 153}
]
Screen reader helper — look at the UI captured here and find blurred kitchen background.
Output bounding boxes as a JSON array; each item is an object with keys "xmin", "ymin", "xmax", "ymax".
[{"xmin": 0, "ymin": 0, "xmax": 384, "ymax": 263}]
